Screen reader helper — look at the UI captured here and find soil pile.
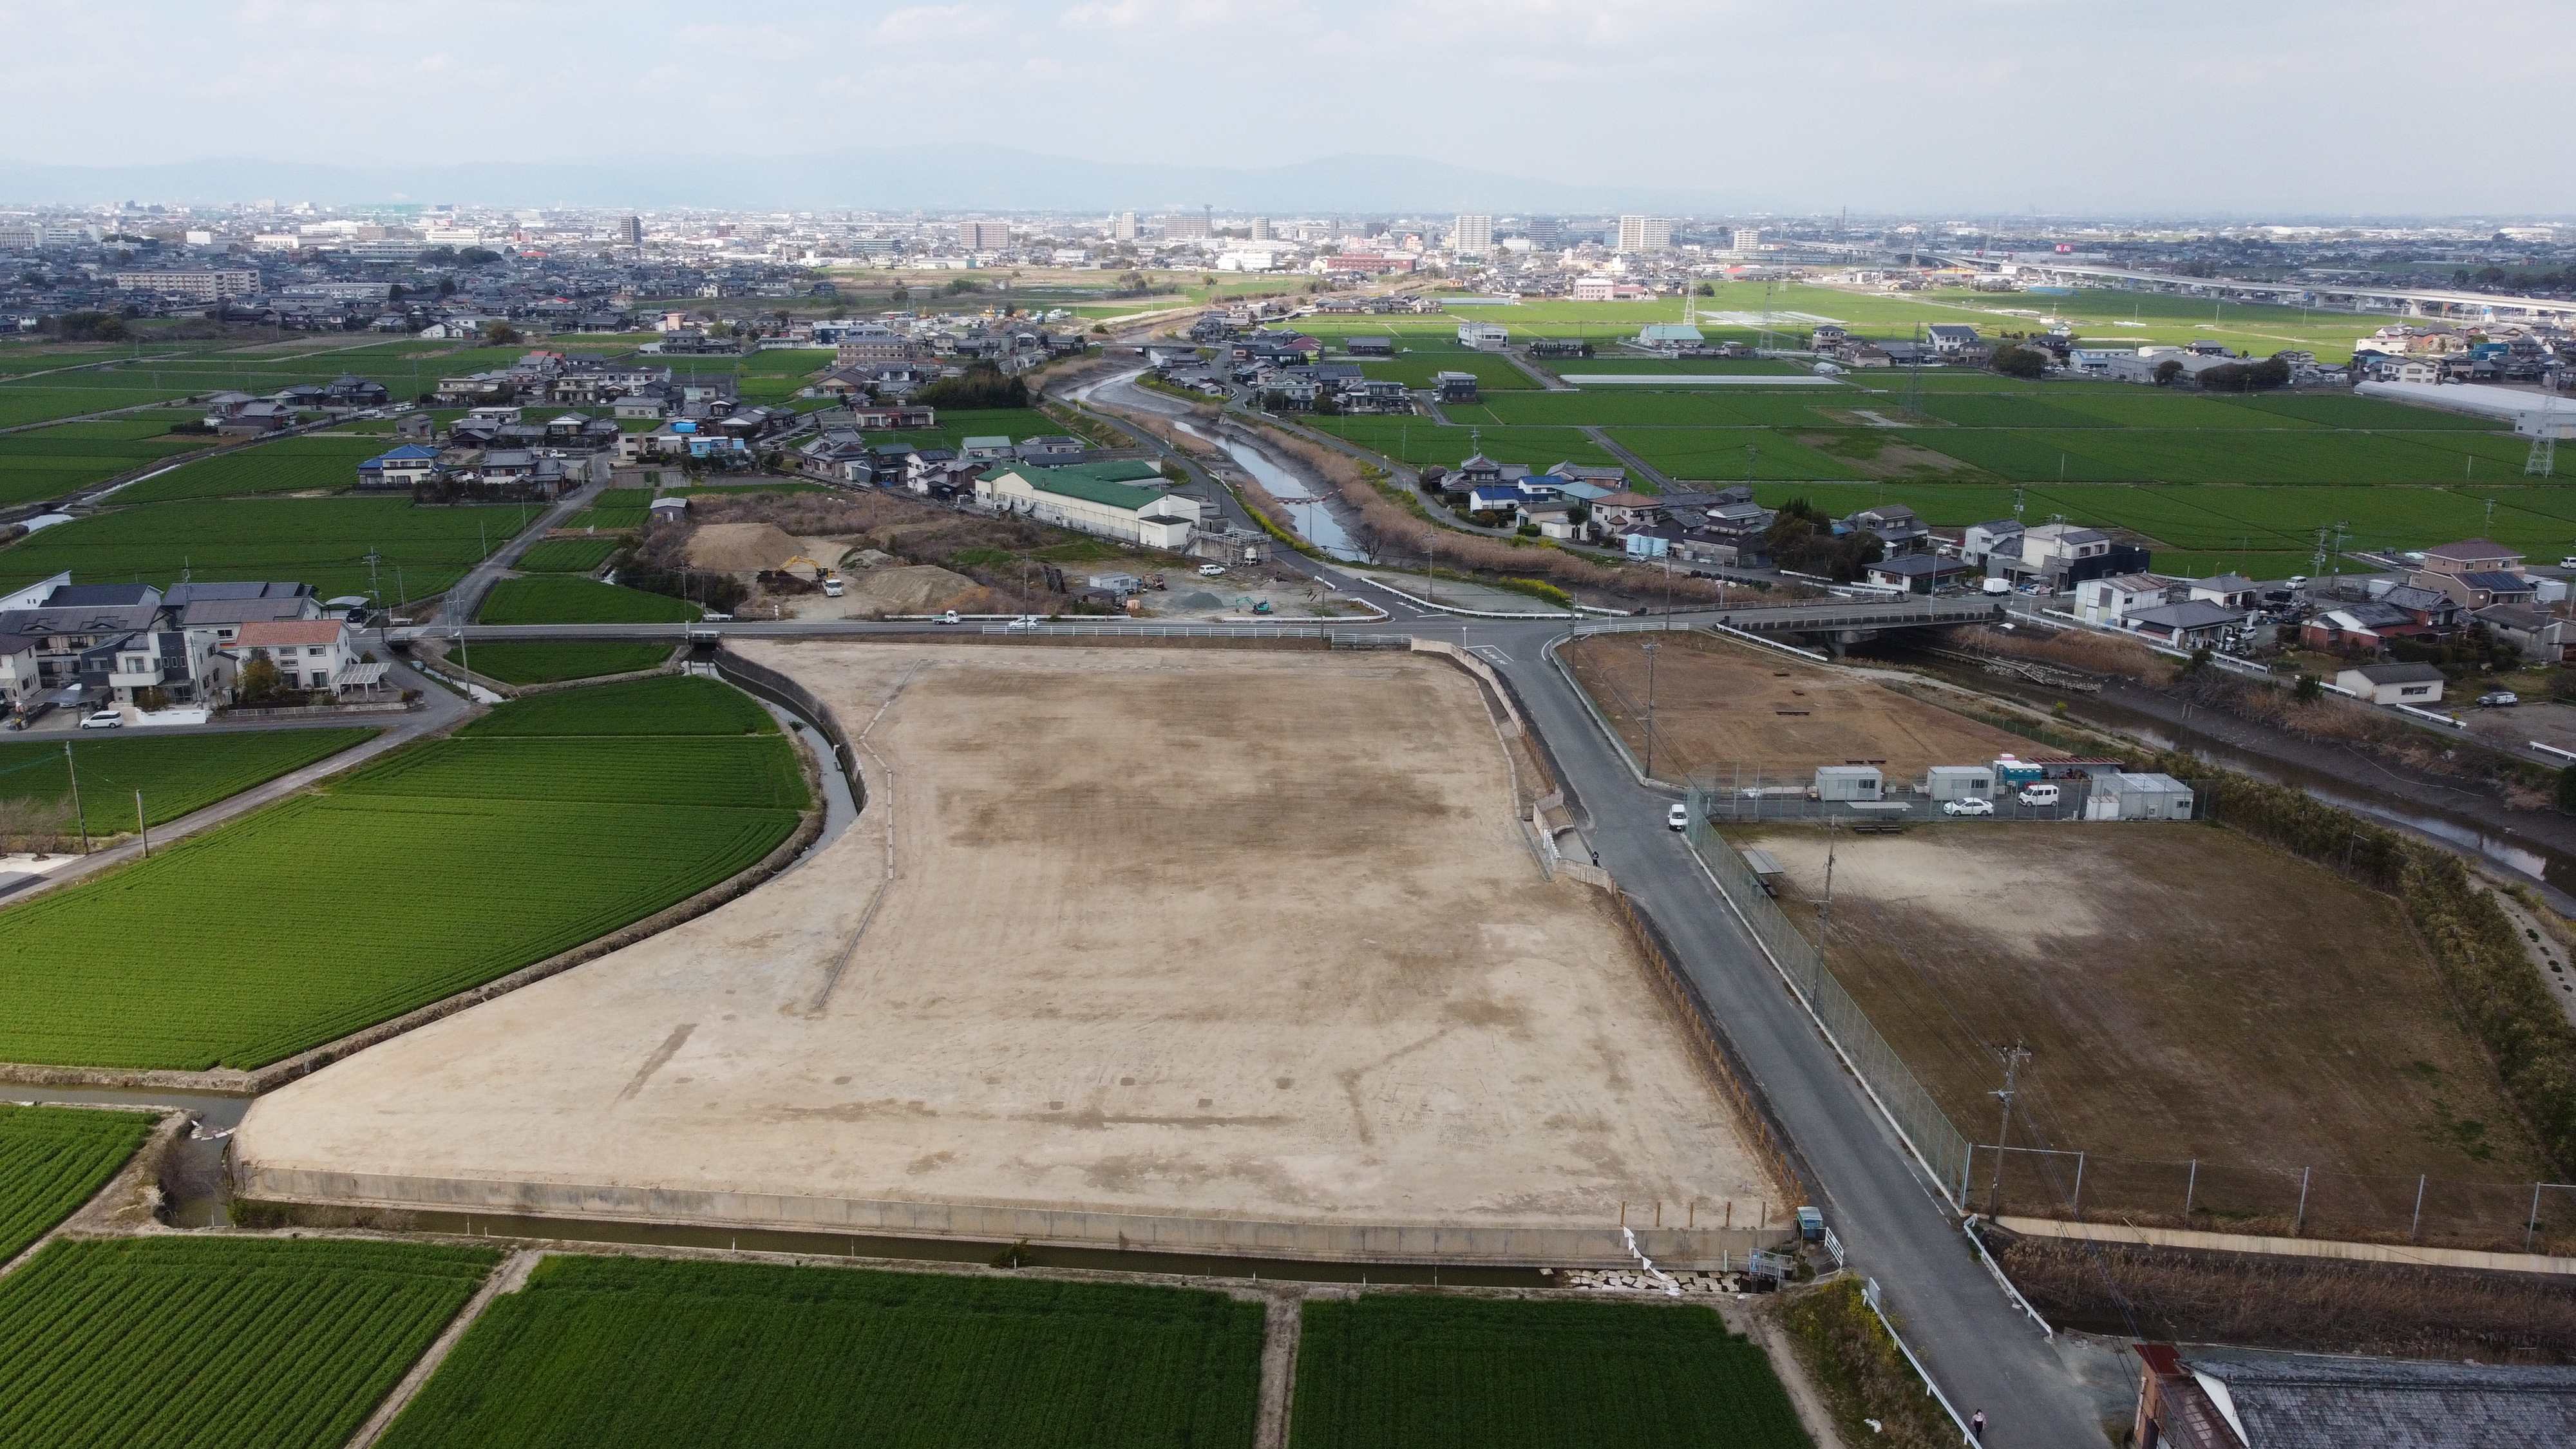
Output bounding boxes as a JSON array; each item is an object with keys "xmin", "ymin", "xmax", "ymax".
[
  {"xmin": 685, "ymin": 523, "xmax": 809, "ymax": 573},
  {"xmin": 845, "ymin": 565, "xmax": 983, "ymax": 613}
]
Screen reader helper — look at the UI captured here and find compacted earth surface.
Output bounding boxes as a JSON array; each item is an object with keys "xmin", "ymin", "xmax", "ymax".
[{"xmin": 236, "ymin": 643, "xmax": 1774, "ymax": 1244}]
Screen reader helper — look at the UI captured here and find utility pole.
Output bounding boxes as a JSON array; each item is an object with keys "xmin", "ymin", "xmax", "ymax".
[
  {"xmin": 136, "ymin": 791, "xmax": 148, "ymax": 858},
  {"xmin": 1422, "ymin": 529, "xmax": 1438, "ymax": 608},
  {"xmin": 63, "ymin": 741, "xmax": 88, "ymax": 853},
  {"xmin": 1988, "ymin": 1043, "xmax": 2032, "ymax": 1213}
]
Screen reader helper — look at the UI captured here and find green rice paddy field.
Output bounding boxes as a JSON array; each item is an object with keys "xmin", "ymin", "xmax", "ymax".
[
  {"xmin": 0, "ymin": 495, "xmax": 508, "ymax": 603},
  {"xmin": 0, "ymin": 676, "xmax": 804, "ymax": 1070},
  {"xmin": 1293, "ymin": 341, "xmax": 2567, "ymax": 576},
  {"xmin": 0, "ymin": 1237, "xmax": 499, "ymax": 1449},
  {"xmin": 1, "ymin": 727, "xmax": 379, "ymax": 830},
  {"xmin": 374, "ymin": 1255, "xmax": 1265, "ymax": 1449},
  {"xmin": 1291, "ymin": 1294, "xmax": 1810, "ymax": 1449},
  {"xmin": 110, "ymin": 434, "xmax": 389, "ymax": 503},
  {"xmin": 461, "ymin": 641, "xmax": 674, "ymax": 684},
  {"xmin": 0, "ymin": 1105, "xmax": 155, "ymax": 1263},
  {"xmin": 511, "ymin": 536, "xmax": 622, "ymax": 574},
  {"xmin": 478, "ymin": 576, "xmax": 698, "ymax": 624},
  {"xmin": 0, "ymin": 413, "xmax": 218, "ymax": 507}
]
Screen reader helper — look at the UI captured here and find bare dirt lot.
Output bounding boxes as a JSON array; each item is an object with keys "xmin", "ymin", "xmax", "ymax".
[
  {"xmin": 238, "ymin": 645, "xmax": 1774, "ymax": 1250},
  {"xmin": 1565, "ymin": 632, "xmax": 2032, "ymax": 784},
  {"xmin": 1738, "ymin": 822, "xmax": 2548, "ymax": 1243}
]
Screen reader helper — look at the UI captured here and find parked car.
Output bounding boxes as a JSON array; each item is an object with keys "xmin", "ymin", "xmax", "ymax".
[
  {"xmin": 2560, "ymin": 557, "xmax": 2576, "ymax": 569},
  {"xmin": 1197, "ymin": 564, "xmax": 1227, "ymax": 577},
  {"xmin": 1942, "ymin": 797, "xmax": 1996, "ymax": 817},
  {"xmin": 822, "ymin": 578, "xmax": 845, "ymax": 598},
  {"xmin": 699, "ymin": 611, "xmax": 732, "ymax": 622},
  {"xmin": 2479, "ymin": 690, "xmax": 2519, "ymax": 708},
  {"xmin": 79, "ymin": 710, "xmax": 122, "ymax": 730},
  {"xmin": 2016, "ymin": 782, "xmax": 2061, "ymax": 807},
  {"xmin": 1666, "ymin": 802, "xmax": 1689, "ymax": 831}
]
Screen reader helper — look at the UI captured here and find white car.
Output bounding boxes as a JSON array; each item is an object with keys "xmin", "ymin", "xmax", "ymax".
[
  {"xmin": 1667, "ymin": 803, "xmax": 1689, "ymax": 831},
  {"xmin": 935, "ymin": 610, "xmax": 960, "ymax": 625},
  {"xmin": 1197, "ymin": 564, "xmax": 1227, "ymax": 577},
  {"xmin": 822, "ymin": 578, "xmax": 845, "ymax": 598},
  {"xmin": 79, "ymin": 710, "xmax": 122, "ymax": 730},
  {"xmin": 699, "ymin": 611, "xmax": 732, "ymax": 622},
  {"xmin": 1942, "ymin": 797, "xmax": 1996, "ymax": 817}
]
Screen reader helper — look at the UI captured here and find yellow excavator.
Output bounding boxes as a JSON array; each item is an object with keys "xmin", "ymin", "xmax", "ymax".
[{"xmin": 780, "ymin": 555, "xmax": 844, "ymax": 598}]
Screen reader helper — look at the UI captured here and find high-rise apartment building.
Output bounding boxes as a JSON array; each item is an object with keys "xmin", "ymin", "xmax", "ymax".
[
  {"xmin": 1249, "ymin": 216, "xmax": 1274, "ymax": 241},
  {"xmin": 1616, "ymin": 215, "xmax": 1674, "ymax": 252},
  {"xmin": 960, "ymin": 219, "xmax": 1010, "ymax": 250},
  {"xmin": 1523, "ymin": 216, "xmax": 1562, "ymax": 249},
  {"xmin": 1450, "ymin": 214, "xmax": 1493, "ymax": 256},
  {"xmin": 1113, "ymin": 211, "xmax": 1139, "ymax": 241},
  {"xmin": 1162, "ymin": 211, "xmax": 1212, "ymax": 239},
  {"xmin": 619, "ymin": 215, "xmax": 643, "ymax": 246}
]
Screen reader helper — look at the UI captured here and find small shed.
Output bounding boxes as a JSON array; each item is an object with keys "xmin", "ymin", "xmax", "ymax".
[
  {"xmin": 648, "ymin": 496, "xmax": 689, "ymax": 524},
  {"xmin": 2107, "ymin": 772, "xmax": 2194, "ymax": 820},
  {"xmin": 2336, "ymin": 661, "xmax": 2446, "ymax": 705},
  {"xmin": 1814, "ymin": 765, "xmax": 1884, "ymax": 802},
  {"xmin": 1991, "ymin": 754, "xmax": 2044, "ymax": 786},
  {"xmin": 1086, "ymin": 571, "xmax": 1143, "ymax": 595},
  {"xmin": 1345, "ymin": 336, "xmax": 1394, "ymax": 357},
  {"xmin": 1926, "ymin": 765, "xmax": 1994, "ymax": 802}
]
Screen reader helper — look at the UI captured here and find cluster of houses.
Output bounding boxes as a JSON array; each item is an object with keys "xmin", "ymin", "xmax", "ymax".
[
  {"xmin": 2351, "ymin": 321, "xmax": 2567, "ymax": 385},
  {"xmin": 789, "ymin": 421, "xmax": 1099, "ymax": 497},
  {"xmin": 2063, "ymin": 537, "xmax": 2576, "ymax": 668},
  {"xmin": 0, "ymin": 573, "xmax": 377, "ymax": 719},
  {"xmin": 200, "ymin": 374, "xmax": 390, "ymax": 433},
  {"xmin": 1812, "ymin": 323, "xmax": 1991, "ymax": 368}
]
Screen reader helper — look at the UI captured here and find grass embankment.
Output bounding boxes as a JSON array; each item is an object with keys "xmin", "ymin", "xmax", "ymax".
[
  {"xmin": 0, "ymin": 676, "xmax": 806, "ymax": 1070},
  {"xmin": 375, "ymin": 1255, "xmax": 1264, "ymax": 1449},
  {"xmin": 0, "ymin": 1105, "xmax": 155, "ymax": 1261},
  {"xmin": 0, "ymin": 1237, "xmax": 499, "ymax": 1449},
  {"xmin": 1777, "ymin": 1280, "xmax": 1953, "ymax": 1449},
  {"xmin": 1991, "ymin": 1229, "xmax": 2576, "ymax": 1363},
  {"xmin": 1293, "ymin": 1294, "xmax": 1812, "ymax": 1449}
]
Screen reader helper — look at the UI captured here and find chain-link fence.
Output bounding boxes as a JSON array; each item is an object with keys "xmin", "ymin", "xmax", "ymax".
[
  {"xmin": 1968, "ymin": 1144, "xmax": 2576, "ymax": 1256},
  {"xmin": 1681, "ymin": 797, "xmax": 1976, "ymax": 1207}
]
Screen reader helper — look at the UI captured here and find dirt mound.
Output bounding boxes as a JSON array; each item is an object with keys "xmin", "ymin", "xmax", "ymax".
[
  {"xmin": 845, "ymin": 565, "xmax": 983, "ymax": 614},
  {"xmin": 685, "ymin": 523, "xmax": 810, "ymax": 573}
]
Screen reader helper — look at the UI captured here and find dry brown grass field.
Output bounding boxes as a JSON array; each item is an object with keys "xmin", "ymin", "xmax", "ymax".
[
  {"xmin": 1564, "ymin": 632, "xmax": 2031, "ymax": 783},
  {"xmin": 1737, "ymin": 822, "xmax": 2548, "ymax": 1242}
]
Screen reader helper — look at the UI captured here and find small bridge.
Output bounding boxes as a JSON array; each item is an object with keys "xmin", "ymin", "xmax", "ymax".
[{"xmin": 1717, "ymin": 598, "xmax": 2004, "ymax": 649}]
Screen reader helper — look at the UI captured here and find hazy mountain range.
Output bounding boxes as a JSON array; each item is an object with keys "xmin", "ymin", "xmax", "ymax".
[{"xmin": 0, "ymin": 146, "xmax": 1740, "ymax": 215}]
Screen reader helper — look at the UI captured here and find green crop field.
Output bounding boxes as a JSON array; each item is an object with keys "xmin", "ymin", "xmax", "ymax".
[
  {"xmin": 0, "ymin": 1237, "xmax": 499, "ymax": 1449},
  {"xmin": 0, "ymin": 415, "xmax": 218, "ymax": 507},
  {"xmin": 0, "ymin": 497, "xmax": 507, "ymax": 602},
  {"xmin": 478, "ymin": 577, "xmax": 698, "ymax": 623},
  {"xmin": 512, "ymin": 537, "xmax": 621, "ymax": 573},
  {"xmin": 1304, "ymin": 417, "xmax": 1623, "ymax": 472},
  {"xmin": 1, "ymin": 727, "xmax": 379, "ymax": 830},
  {"xmin": 110, "ymin": 435, "xmax": 386, "ymax": 504},
  {"xmin": 375, "ymin": 1255, "xmax": 1265, "ymax": 1449},
  {"xmin": 0, "ymin": 1105, "xmax": 155, "ymax": 1262},
  {"xmin": 460, "ymin": 641, "xmax": 674, "ymax": 685},
  {"xmin": 1356, "ymin": 354, "xmax": 1536, "ymax": 392},
  {"xmin": 0, "ymin": 677, "xmax": 804, "ymax": 1069},
  {"xmin": 1291, "ymin": 1295, "xmax": 1810, "ymax": 1449},
  {"xmin": 464, "ymin": 672, "xmax": 774, "ymax": 735}
]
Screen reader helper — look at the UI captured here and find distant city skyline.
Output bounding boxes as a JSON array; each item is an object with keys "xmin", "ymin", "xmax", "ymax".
[{"xmin": 3, "ymin": 1, "xmax": 2568, "ymax": 214}]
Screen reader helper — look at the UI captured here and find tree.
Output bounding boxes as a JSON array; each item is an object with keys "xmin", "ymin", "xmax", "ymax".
[
  {"xmin": 1991, "ymin": 344, "xmax": 2047, "ymax": 379},
  {"xmin": 458, "ymin": 246, "xmax": 503, "ymax": 265},
  {"xmin": 2152, "ymin": 358, "xmax": 2184, "ymax": 386},
  {"xmin": 238, "ymin": 657, "xmax": 285, "ymax": 701},
  {"xmin": 481, "ymin": 320, "xmax": 522, "ymax": 345},
  {"xmin": 2195, "ymin": 357, "xmax": 2290, "ymax": 392},
  {"xmin": 2295, "ymin": 672, "xmax": 2323, "ymax": 703},
  {"xmin": 1694, "ymin": 281, "xmax": 1716, "ymax": 296}
]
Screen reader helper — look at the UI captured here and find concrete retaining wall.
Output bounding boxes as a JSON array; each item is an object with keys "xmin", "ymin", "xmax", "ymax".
[{"xmin": 231, "ymin": 1164, "xmax": 1790, "ymax": 1267}]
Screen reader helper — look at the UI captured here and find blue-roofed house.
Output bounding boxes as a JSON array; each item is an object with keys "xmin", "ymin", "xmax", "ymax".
[{"xmin": 357, "ymin": 444, "xmax": 442, "ymax": 491}]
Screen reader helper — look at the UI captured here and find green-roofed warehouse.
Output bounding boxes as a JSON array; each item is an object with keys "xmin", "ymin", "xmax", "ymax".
[{"xmin": 976, "ymin": 461, "xmax": 1206, "ymax": 549}]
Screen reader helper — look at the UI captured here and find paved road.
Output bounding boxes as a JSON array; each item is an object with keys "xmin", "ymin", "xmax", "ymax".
[{"xmin": 440, "ymin": 477, "xmax": 612, "ymax": 624}]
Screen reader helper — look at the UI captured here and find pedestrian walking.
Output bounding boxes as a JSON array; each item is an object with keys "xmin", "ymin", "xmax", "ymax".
[{"xmin": 1971, "ymin": 1409, "xmax": 1985, "ymax": 1441}]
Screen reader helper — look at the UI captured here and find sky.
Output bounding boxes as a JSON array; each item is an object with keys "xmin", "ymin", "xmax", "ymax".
[{"xmin": 4, "ymin": 0, "xmax": 2568, "ymax": 216}]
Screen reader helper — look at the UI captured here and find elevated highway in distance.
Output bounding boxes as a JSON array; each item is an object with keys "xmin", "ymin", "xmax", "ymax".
[{"xmin": 1933, "ymin": 253, "xmax": 2576, "ymax": 325}]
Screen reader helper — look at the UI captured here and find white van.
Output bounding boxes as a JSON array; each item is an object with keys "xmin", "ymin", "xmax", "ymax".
[{"xmin": 2017, "ymin": 783, "xmax": 2061, "ymax": 808}]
